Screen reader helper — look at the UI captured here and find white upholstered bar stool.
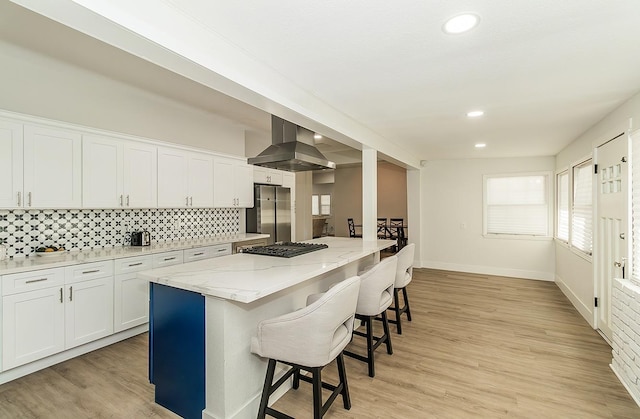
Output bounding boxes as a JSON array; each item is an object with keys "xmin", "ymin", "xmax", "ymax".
[
  {"xmin": 344, "ymin": 255, "xmax": 397, "ymax": 377},
  {"xmin": 388, "ymin": 243, "xmax": 415, "ymax": 334},
  {"xmin": 251, "ymin": 276, "xmax": 361, "ymax": 419}
]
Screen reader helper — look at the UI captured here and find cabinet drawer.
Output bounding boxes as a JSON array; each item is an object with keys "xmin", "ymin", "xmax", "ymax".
[
  {"xmin": 115, "ymin": 255, "xmax": 153, "ymax": 274},
  {"xmin": 65, "ymin": 260, "xmax": 114, "ymax": 284},
  {"xmin": 184, "ymin": 244, "xmax": 232, "ymax": 262},
  {"xmin": 2, "ymin": 268, "xmax": 65, "ymax": 296},
  {"xmin": 152, "ymin": 251, "xmax": 184, "ymax": 268}
]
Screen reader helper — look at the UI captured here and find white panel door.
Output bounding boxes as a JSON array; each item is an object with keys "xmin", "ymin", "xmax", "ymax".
[
  {"xmin": 114, "ymin": 272, "xmax": 149, "ymax": 332},
  {"xmin": 213, "ymin": 158, "xmax": 235, "ymax": 207},
  {"xmin": 23, "ymin": 125, "xmax": 82, "ymax": 208},
  {"xmin": 0, "ymin": 120, "xmax": 23, "ymax": 208},
  {"xmin": 187, "ymin": 153, "xmax": 214, "ymax": 207},
  {"xmin": 2, "ymin": 287, "xmax": 65, "ymax": 370},
  {"xmin": 235, "ymin": 163, "xmax": 255, "ymax": 207},
  {"xmin": 157, "ymin": 147, "xmax": 188, "ymax": 208},
  {"xmin": 123, "ymin": 141, "xmax": 157, "ymax": 208},
  {"xmin": 65, "ymin": 277, "xmax": 114, "ymax": 349},
  {"xmin": 82, "ymin": 134, "xmax": 123, "ymax": 208},
  {"xmin": 596, "ymin": 134, "xmax": 628, "ymax": 342}
]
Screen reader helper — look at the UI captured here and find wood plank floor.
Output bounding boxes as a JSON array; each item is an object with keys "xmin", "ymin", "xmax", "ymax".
[{"xmin": 0, "ymin": 268, "xmax": 638, "ymax": 418}]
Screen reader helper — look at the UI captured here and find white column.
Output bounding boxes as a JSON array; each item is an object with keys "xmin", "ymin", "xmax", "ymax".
[
  {"xmin": 407, "ymin": 167, "xmax": 422, "ymax": 267},
  {"xmin": 362, "ymin": 146, "xmax": 377, "ymax": 241}
]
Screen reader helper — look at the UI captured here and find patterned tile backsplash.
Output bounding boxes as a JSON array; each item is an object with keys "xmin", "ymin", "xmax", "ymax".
[{"xmin": 0, "ymin": 208, "xmax": 241, "ymax": 258}]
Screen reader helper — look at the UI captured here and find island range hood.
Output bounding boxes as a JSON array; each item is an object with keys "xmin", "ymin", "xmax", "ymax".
[{"xmin": 248, "ymin": 115, "xmax": 336, "ymax": 172}]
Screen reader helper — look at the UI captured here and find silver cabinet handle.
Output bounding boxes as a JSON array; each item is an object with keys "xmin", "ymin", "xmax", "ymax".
[
  {"xmin": 186, "ymin": 196, "xmax": 189, "ymax": 206},
  {"xmin": 217, "ymin": 248, "xmax": 226, "ymax": 252},
  {"xmin": 82, "ymin": 269, "xmax": 100, "ymax": 274},
  {"xmin": 193, "ymin": 252, "xmax": 204, "ymax": 256},
  {"xmin": 128, "ymin": 262, "xmax": 143, "ymax": 267},
  {"xmin": 28, "ymin": 192, "xmax": 32, "ymax": 207},
  {"xmin": 120, "ymin": 195, "xmax": 123, "ymax": 206},
  {"xmin": 126, "ymin": 195, "xmax": 130, "ymax": 206},
  {"xmin": 59, "ymin": 288, "xmax": 63, "ymax": 303},
  {"xmin": 26, "ymin": 278, "xmax": 48, "ymax": 284},
  {"xmin": 17, "ymin": 191, "xmax": 21, "ymax": 206},
  {"xmin": 69, "ymin": 286, "xmax": 73, "ymax": 301},
  {"xmin": 190, "ymin": 196, "xmax": 193, "ymax": 206},
  {"xmin": 163, "ymin": 257, "xmax": 176, "ymax": 261}
]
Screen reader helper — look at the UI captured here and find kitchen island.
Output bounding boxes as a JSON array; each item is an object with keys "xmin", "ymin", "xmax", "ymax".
[{"xmin": 139, "ymin": 237, "xmax": 395, "ymax": 419}]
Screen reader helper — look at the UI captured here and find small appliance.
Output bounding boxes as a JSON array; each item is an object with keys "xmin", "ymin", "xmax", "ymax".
[{"xmin": 131, "ymin": 231, "xmax": 151, "ymax": 246}]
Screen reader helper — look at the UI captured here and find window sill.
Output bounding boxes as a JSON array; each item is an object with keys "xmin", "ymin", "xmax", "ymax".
[{"xmin": 483, "ymin": 234, "xmax": 553, "ymax": 241}]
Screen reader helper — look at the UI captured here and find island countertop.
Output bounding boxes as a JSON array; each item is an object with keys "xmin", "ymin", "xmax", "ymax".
[{"xmin": 139, "ymin": 237, "xmax": 395, "ymax": 303}]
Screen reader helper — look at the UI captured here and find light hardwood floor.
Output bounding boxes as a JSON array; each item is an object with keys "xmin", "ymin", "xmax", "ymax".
[{"xmin": 0, "ymin": 269, "xmax": 638, "ymax": 418}]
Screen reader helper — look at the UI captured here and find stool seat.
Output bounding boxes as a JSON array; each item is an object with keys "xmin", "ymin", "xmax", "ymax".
[{"xmin": 252, "ymin": 276, "xmax": 361, "ymax": 418}]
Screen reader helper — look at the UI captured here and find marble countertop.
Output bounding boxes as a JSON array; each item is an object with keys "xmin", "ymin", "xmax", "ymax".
[
  {"xmin": 0, "ymin": 234, "xmax": 270, "ymax": 275},
  {"xmin": 139, "ymin": 237, "xmax": 396, "ymax": 304}
]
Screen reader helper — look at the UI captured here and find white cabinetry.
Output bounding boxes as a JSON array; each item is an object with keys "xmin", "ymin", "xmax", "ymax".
[
  {"xmin": 63, "ymin": 261, "xmax": 114, "ymax": 349},
  {"xmin": 0, "ymin": 120, "xmax": 23, "ymax": 208},
  {"xmin": 213, "ymin": 157, "xmax": 254, "ymax": 208},
  {"xmin": 254, "ymin": 167, "xmax": 283, "ymax": 185},
  {"xmin": 157, "ymin": 147, "xmax": 214, "ymax": 208},
  {"xmin": 83, "ymin": 135, "xmax": 157, "ymax": 208},
  {"xmin": 114, "ymin": 255, "xmax": 152, "ymax": 333},
  {"xmin": 183, "ymin": 243, "xmax": 231, "ymax": 263}
]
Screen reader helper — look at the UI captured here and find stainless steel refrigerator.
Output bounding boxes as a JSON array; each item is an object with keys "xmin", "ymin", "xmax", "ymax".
[{"xmin": 246, "ymin": 185, "xmax": 291, "ymax": 245}]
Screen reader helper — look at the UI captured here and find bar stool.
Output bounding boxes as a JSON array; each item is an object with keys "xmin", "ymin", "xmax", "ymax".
[
  {"xmin": 251, "ymin": 276, "xmax": 361, "ymax": 419},
  {"xmin": 388, "ymin": 243, "xmax": 415, "ymax": 335},
  {"xmin": 344, "ymin": 255, "xmax": 397, "ymax": 377}
]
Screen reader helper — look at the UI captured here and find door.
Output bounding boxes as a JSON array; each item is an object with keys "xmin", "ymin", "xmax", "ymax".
[
  {"xmin": 187, "ymin": 153, "xmax": 214, "ymax": 207},
  {"xmin": 123, "ymin": 141, "xmax": 157, "ymax": 208},
  {"xmin": 0, "ymin": 120, "xmax": 23, "ymax": 208},
  {"xmin": 596, "ymin": 133, "xmax": 628, "ymax": 342},
  {"xmin": 275, "ymin": 187, "xmax": 291, "ymax": 242},
  {"xmin": 82, "ymin": 134, "xmax": 123, "ymax": 208},
  {"xmin": 157, "ymin": 147, "xmax": 188, "ymax": 208},
  {"xmin": 258, "ymin": 186, "xmax": 276, "ymax": 244},
  {"xmin": 65, "ymin": 277, "xmax": 114, "ymax": 349}
]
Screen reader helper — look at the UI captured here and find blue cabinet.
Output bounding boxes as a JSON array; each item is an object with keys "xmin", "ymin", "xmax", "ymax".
[{"xmin": 149, "ymin": 283, "xmax": 205, "ymax": 419}]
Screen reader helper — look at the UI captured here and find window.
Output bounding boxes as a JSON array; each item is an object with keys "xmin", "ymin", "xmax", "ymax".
[
  {"xmin": 571, "ymin": 160, "xmax": 593, "ymax": 255},
  {"xmin": 556, "ymin": 171, "xmax": 569, "ymax": 242},
  {"xmin": 311, "ymin": 194, "xmax": 331, "ymax": 216},
  {"xmin": 484, "ymin": 173, "xmax": 551, "ymax": 237}
]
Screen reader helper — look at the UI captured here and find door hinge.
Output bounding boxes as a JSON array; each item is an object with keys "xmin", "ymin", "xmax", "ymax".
[
  {"xmin": 594, "ymin": 164, "xmax": 598, "ymax": 174},
  {"xmin": 595, "ymin": 297, "xmax": 599, "ymax": 308}
]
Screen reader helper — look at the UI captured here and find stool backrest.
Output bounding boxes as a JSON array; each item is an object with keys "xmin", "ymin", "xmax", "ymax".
[
  {"xmin": 357, "ymin": 255, "xmax": 397, "ymax": 316},
  {"xmin": 395, "ymin": 243, "xmax": 415, "ymax": 288}
]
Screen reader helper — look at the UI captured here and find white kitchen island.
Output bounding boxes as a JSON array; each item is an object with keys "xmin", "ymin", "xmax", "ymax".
[{"xmin": 139, "ymin": 237, "xmax": 395, "ymax": 419}]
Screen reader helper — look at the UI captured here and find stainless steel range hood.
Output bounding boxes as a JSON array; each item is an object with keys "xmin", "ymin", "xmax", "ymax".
[{"xmin": 248, "ymin": 115, "xmax": 336, "ymax": 172}]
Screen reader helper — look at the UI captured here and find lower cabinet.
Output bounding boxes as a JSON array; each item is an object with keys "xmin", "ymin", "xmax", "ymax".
[{"xmin": 114, "ymin": 255, "xmax": 153, "ymax": 333}]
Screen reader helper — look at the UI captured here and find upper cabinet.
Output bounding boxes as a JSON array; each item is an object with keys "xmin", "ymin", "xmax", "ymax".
[
  {"xmin": 214, "ymin": 157, "xmax": 253, "ymax": 208},
  {"xmin": 253, "ymin": 167, "xmax": 283, "ymax": 185},
  {"xmin": 83, "ymin": 135, "xmax": 157, "ymax": 208},
  {"xmin": 0, "ymin": 122, "xmax": 81, "ymax": 209},
  {"xmin": 157, "ymin": 147, "xmax": 214, "ymax": 208}
]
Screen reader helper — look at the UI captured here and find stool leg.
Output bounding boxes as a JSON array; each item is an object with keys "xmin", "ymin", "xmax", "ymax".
[
  {"xmin": 312, "ymin": 367, "xmax": 322, "ymax": 419},
  {"xmin": 365, "ymin": 316, "xmax": 375, "ymax": 377},
  {"xmin": 403, "ymin": 287, "xmax": 412, "ymax": 321},
  {"xmin": 393, "ymin": 288, "xmax": 403, "ymax": 335},
  {"xmin": 381, "ymin": 311, "xmax": 393, "ymax": 355},
  {"xmin": 336, "ymin": 352, "xmax": 351, "ymax": 409},
  {"xmin": 293, "ymin": 367, "xmax": 300, "ymax": 389},
  {"xmin": 257, "ymin": 359, "xmax": 277, "ymax": 419}
]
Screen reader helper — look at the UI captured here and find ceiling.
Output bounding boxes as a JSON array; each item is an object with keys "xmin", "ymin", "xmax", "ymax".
[{"xmin": 5, "ymin": 1, "xmax": 640, "ymax": 166}]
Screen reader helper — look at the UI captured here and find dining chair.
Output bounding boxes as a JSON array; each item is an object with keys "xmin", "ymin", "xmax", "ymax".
[
  {"xmin": 347, "ymin": 218, "xmax": 362, "ymax": 238},
  {"xmin": 388, "ymin": 218, "xmax": 404, "ymax": 251},
  {"xmin": 377, "ymin": 218, "xmax": 388, "ymax": 239}
]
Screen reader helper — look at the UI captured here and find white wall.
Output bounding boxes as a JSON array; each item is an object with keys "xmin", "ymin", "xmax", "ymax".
[
  {"xmin": 421, "ymin": 157, "xmax": 556, "ymax": 280},
  {"xmin": 0, "ymin": 40, "xmax": 246, "ymax": 156}
]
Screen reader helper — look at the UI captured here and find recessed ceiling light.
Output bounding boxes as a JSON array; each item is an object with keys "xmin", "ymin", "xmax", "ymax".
[
  {"xmin": 467, "ymin": 110, "xmax": 484, "ymax": 118},
  {"xmin": 313, "ymin": 134, "xmax": 323, "ymax": 140},
  {"xmin": 443, "ymin": 13, "xmax": 480, "ymax": 34},
  {"xmin": 475, "ymin": 143, "xmax": 486, "ymax": 148}
]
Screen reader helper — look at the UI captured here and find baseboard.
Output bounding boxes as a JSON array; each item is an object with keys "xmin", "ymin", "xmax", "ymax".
[
  {"xmin": 0, "ymin": 324, "xmax": 148, "ymax": 386},
  {"xmin": 419, "ymin": 260, "xmax": 554, "ymax": 281},
  {"xmin": 611, "ymin": 363, "xmax": 640, "ymax": 408},
  {"xmin": 554, "ymin": 273, "xmax": 595, "ymax": 327}
]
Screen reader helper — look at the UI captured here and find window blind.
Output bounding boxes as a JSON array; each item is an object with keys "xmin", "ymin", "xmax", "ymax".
[
  {"xmin": 571, "ymin": 160, "xmax": 593, "ymax": 255},
  {"xmin": 485, "ymin": 175, "xmax": 549, "ymax": 236},
  {"xmin": 557, "ymin": 171, "xmax": 569, "ymax": 242}
]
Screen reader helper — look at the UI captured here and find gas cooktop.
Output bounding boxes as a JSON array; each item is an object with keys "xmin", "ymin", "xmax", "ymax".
[{"xmin": 242, "ymin": 242, "xmax": 328, "ymax": 258}]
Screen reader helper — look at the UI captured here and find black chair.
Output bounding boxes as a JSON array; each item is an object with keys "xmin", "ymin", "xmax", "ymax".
[
  {"xmin": 389, "ymin": 218, "xmax": 407, "ymax": 251},
  {"xmin": 377, "ymin": 218, "xmax": 388, "ymax": 239},
  {"xmin": 347, "ymin": 218, "xmax": 362, "ymax": 238}
]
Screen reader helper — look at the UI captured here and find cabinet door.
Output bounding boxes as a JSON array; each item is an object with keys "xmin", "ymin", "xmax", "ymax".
[
  {"xmin": 23, "ymin": 125, "xmax": 82, "ymax": 208},
  {"xmin": 213, "ymin": 158, "xmax": 235, "ymax": 207},
  {"xmin": 187, "ymin": 153, "xmax": 214, "ymax": 207},
  {"xmin": 0, "ymin": 120, "xmax": 23, "ymax": 208},
  {"xmin": 235, "ymin": 163, "xmax": 255, "ymax": 207},
  {"xmin": 2, "ymin": 287, "xmax": 65, "ymax": 370},
  {"xmin": 65, "ymin": 277, "xmax": 114, "ymax": 349},
  {"xmin": 123, "ymin": 141, "xmax": 157, "ymax": 208},
  {"xmin": 157, "ymin": 147, "xmax": 188, "ymax": 208},
  {"xmin": 82, "ymin": 134, "xmax": 123, "ymax": 208},
  {"xmin": 114, "ymin": 272, "xmax": 149, "ymax": 332}
]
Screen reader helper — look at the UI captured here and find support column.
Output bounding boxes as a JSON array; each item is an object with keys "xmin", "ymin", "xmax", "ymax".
[{"xmin": 362, "ymin": 147, "xmax": 377, "ymax": 241}]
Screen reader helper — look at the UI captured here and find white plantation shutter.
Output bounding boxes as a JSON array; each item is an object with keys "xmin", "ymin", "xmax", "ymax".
[
  {"xmin": 631, "ymin": 131, "xmax": 640, "ymax": 283},
  {"xmin": 557, "ymin": 171, "xmax": 569, "ymax": 242},
  {"xmin": 485, "ymin": 174, "xmax": 549, "ymax": 236},
  {"xmin": 571, "ymin": 160, "xmax": 593, "ymax": 255}
]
